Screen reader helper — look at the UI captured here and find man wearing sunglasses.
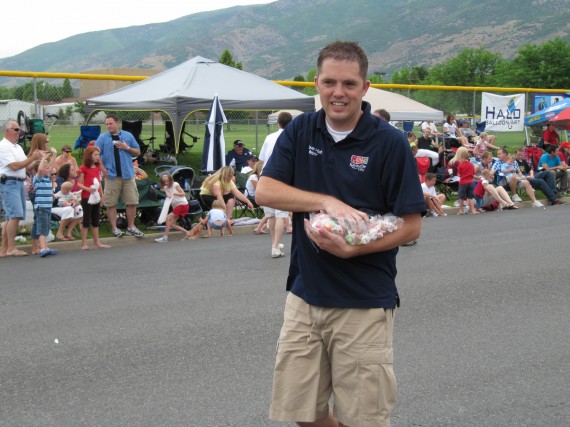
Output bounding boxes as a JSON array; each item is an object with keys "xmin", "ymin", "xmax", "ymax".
[
  {"xmin": 0, "ymin": 121, "xmax": 45, "ymax": 257},
  {"xmin": 54, "ymin": 144, "xmax": 79, "ymax": 172}
]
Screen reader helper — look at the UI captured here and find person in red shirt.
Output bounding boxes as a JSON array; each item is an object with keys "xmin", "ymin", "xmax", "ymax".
[
  {"xmin": 542, "ymin": 123, "xmax": 560, "ymax": 148},
  {"xmin": 558, "ymin": 141, "xmax": 570, "ymax": 165},
  {"xmin": 456, "ymin": 148, "xmax": 479, "ymax": 215}
]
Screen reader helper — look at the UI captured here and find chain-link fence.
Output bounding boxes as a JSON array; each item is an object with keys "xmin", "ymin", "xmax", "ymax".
[{"xmin": 0, "ymin": 71, "xmax": 564, "ymax": 158}]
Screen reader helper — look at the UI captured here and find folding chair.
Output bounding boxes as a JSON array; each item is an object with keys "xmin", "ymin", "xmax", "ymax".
[
  {"xmin": 475, "ymin": 121, "xmax": 486, "ymax": 135},
  {"xmin": 416, "ymin": 157, "xmax": 431, "ymax": 183},
  {"xmin": 402, "ymin": 121, "xmax": 414, "ymax": 133},
  {"xmin": 435, "ymin": 166, "xmax": 458, "ymax": 199},
  {"xmin": 74, "ymin": 125, "xmax": 101, "ymax": 154},
  {"xmin": 121, "ymin": 120, "xmax": 153, "ymax": 164},
  {"xmin": 162, "ymin": 121, "xmax": 200, "ymax": 155}
]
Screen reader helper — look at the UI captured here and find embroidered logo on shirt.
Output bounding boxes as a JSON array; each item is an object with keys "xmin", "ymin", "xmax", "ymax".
[
  {"xmin": 350, "ymin": 155, "xmax": 368, "ymax": 172},
  {"xmin": 308, "ymin": 145, "xmax": 322, "ymax": 157}
]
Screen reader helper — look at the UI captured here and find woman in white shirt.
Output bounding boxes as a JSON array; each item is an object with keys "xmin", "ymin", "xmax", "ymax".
[{"xmin": 443, "ymin": 115, "xmax": 469, "ymax": 148}]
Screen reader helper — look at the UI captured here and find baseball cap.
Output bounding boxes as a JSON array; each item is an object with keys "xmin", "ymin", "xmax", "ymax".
[
  {"xmin": 234, "ymin": 140, "xmax": 245, "ymax": 147},
  {"xmin": 560, "ymin": 141, "xmax": 570, "ymax": 149},
  {"xmin": 249, "ymin": 154, "xmax": 259, "ymax": 161}
]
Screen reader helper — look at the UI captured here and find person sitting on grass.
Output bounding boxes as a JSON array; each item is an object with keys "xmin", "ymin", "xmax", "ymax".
[
  {"xmin": 421, "ymin": 173, "xmax": 447, "ymax": 216},
  {"xmin": 499, "ymin": 152, "xmax": 543, "ymax": 207},
  {"xmin": 474, "ymin": 169, "xmax": 517, "ymax": 211},
  {"xmin": 514, "ymin": 147, "xmax": 562, "ymax": 206}
]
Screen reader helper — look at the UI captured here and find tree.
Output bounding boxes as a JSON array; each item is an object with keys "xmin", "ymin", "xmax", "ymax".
[
  {"xmin": 426, "ymin": 48, "xmax": 503, "ymax": 87},
  {"xmin": 219, "ymin": 49, "xmax": 243, "ymax": 70},
  {"xmin": 292, "ymin": 74, "xmax": 306, "ymax": 92},
  {"xmin": 61, "ymin": 79, "xmax": 74, "ymax": 99},
  {"xmin": 497, "ymin": 38, "xmax": 570, "ymax": 88}
]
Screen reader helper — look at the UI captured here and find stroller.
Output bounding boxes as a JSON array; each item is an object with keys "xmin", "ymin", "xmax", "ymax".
[{"xmin": 154, "ymin": 165, "xmax": 203, "ymax": 230}]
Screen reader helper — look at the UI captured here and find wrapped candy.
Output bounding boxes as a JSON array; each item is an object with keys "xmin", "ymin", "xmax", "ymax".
[{"xmin": 310, "ymin": 212, "xmax": 403, "ymax": 246}]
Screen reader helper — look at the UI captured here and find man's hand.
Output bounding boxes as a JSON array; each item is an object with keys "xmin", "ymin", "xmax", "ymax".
[
  {"xmin": 304, "ymin": 219, "xmax": 356, "ymax": 259},
  {"xmin": 321, "ymin": 197, "xmax": 369, "ymax": 230}
]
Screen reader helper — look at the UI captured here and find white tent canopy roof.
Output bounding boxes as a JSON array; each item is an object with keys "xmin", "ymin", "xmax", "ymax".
[
  {"xmin": 86, "ymin": 56, "xmax": 314, "ymax": 152},
  {"xmin": 267, "ymin": 109, "xmax": 304, "ymax": 125},
  {"xmin": 314, "ymin": 87, "xmax": 443, "ymax": 121}
]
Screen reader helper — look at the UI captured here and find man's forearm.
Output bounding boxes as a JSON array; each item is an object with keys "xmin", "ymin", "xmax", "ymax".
[{"xmin": 256, "ymin": 176, "xmax": 331, "ymax": 213}]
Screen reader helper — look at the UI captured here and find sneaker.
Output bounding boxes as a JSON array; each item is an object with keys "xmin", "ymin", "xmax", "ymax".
[
  {"xmin": 126, "ymin": 227, "xmax": 144, "ymax": 238},
  {"xmin": 39, "ymin": 249, "xmax": 51, "ymax": 258},
  {"xmin": 154, "ymin": 235, "xmax": 168, "ymax": 243},
  {"xmin": 511, "ymin": 194, "xmax": 523, "ymax": 202},
  {"xmin": 532, "ymin": 200, "xmax": 544, "ymax": 208},
  {"xmin": 112, "ymin": 228, "xmax": 123, "ymax": 238},
  {"xmin": 551, "ymin": 200, "xmax": 565, "ymax": 206},
  {"xmin": 271, "ymin": 247, "xmax": 285, "ymax": 258},
  {"xmin": 401, "ymin": 240, "xmax": 418, "ymax": 247}
]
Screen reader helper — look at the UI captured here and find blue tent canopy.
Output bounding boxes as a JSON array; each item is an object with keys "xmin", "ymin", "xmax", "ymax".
[{"xmin": 525, "ymin": 93, "xmax": 570, "ymax": 127}]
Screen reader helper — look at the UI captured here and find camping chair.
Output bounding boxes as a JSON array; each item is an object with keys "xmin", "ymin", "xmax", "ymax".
[
  {"xmin": 475, "ymin": 121, "xmax": 486, "ymax": 135},
  {"xmin": 524, "ymin": 145, "xmax": 544, "ymax": 171},
  {"xmin": 16, "ymin": 110, "xmax": 46, "ymax": 152},
  {"xmin": 161, "ymin": 121, "xmax": 199, "ymax": 156},
  {"xmin": 74, "ymin": 125, "xmax": 102, "ymax": 153},
  {"xmin": 402, "ymin": 121, "xmax": 414, "ymax": 133},
  {"xmin": 435, "ymin": 166, "xmax": 458, "ymax": 199},
  {"xmin": 416, "ymin": 157, "xmax": 431, "ymax": 183},
  {"xmin": 121, "ymin": 120, "xmax": 153, "ymax": 164}
]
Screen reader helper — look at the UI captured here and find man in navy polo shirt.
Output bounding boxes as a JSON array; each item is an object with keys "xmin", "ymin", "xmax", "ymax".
[{"xmin": 257, "ymin": 41, "xmax": 425, "ymax": 427}]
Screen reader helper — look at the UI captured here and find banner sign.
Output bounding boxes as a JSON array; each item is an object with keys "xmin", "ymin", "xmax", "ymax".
[{"xmin": 481, "ymin": 92, "xmax": 525, "ymax": 131}]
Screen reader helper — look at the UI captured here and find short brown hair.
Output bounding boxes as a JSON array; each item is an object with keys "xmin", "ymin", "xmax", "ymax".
[{"xmin": 317, "ymin": 40, "xmax": 368, "ymax": 81}]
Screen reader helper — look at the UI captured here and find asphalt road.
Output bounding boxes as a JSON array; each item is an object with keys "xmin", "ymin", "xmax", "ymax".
[{"xmin": 1, "ymin": 205, "xmax": 569, "ymax": 427}]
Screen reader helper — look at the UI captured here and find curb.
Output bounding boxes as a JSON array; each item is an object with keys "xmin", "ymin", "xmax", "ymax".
[{"xmin": 10, "ymin": 196, "xmax": 567, "ymax": 253}]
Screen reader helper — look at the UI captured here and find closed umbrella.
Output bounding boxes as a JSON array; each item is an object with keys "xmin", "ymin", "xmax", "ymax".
[{"xmin": 201, "ymin": 94, "xmax": 227, "ymax": 172}]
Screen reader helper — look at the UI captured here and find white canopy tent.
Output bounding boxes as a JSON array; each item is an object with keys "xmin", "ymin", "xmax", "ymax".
[
  {"xmin": 267, "ymin": 109, "xmax": 304, "ymax": 124},
  {"xmin": 86, "ymin": 56, "xmax": 314, "ymax": 153},
  {"xmin": 314, "ymin": 87, "xmax": 443, "ymax": 122}
]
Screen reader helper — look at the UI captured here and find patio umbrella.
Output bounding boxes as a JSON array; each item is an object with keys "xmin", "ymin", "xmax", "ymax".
[
  {"xmin": 549, "ymin": 107, "xmax": 570, "ymax": 130},
  {"xmin": 201, "ymin": 94, "xmax": 227, "ymax": 172}
]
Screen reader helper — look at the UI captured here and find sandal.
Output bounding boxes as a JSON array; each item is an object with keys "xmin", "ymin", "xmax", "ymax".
[
  {"xmin": 7, "ymin": 249, "xmax": 28, "ymax": 257},
  {"xmin": 64, "ymin": 236, "xmax": 76, "ymax": 241},
  {"xmin": 253, "ymin": 230, "xmax": 268, "ymax": 235}
]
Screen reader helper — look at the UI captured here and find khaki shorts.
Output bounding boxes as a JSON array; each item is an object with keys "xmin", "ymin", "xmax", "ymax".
[
  {"xmin": 269, "ymin": 292, "xmax": 396, "ymax": 427},
  {"xmin": 263, "ymin": 206, "xmax": 289, "ymax": 218},
  {"xmin": 103, "ymin": 177, "xmax": 139, "ymax": 207}
]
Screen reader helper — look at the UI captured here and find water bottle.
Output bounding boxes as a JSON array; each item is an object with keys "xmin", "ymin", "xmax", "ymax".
[{"xmin": 184, "ymin": 179, "xmax": 190, "ymax": 191}]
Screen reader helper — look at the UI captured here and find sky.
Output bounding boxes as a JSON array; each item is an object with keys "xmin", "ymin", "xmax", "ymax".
[{"xmin": 0, "ymin": 0, "xmax": 275, "ymax": 59}]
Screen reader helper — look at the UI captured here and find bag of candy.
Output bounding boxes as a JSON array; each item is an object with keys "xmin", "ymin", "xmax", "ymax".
[{"xmin": 309, "ymin": 212, "xmax": 403, "ymax": 245}]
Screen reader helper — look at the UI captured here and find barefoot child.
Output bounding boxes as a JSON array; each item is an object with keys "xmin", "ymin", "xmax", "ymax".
[
  {"xmin": 456, "ymin": 149, "xmax": 478, "ymax": 215},
  {"xmin": 154, "ymin": 173, "xmax": 190, "ymax": 243},
  {"xmin": 77, "ymin": 146, "xmax": 110, "ymax": 250},
  {"xmin": 186, "ymin": 199, "xmax": 234, "ymax": 239}
]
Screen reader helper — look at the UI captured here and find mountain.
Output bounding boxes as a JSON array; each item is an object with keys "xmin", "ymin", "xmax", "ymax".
[{"xmin": 1, "ymin": 0, "xmax": 569, "ymax": 80}]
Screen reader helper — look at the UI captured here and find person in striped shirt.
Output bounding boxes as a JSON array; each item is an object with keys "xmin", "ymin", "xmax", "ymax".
[{"xmin": 32, "ymin": 149, "xmax": 59, "ymax": 257}]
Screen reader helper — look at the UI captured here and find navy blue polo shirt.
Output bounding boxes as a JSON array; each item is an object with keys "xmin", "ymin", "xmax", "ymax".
[{"xmin": 262, "ymin": 102, "xmax": 426, "ymax": 309}]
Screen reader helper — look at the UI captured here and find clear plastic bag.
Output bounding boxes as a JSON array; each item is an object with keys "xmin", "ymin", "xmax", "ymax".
[{"xmin": 309, "ymin": 212, "xmax": 403, "ymax": 245}]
